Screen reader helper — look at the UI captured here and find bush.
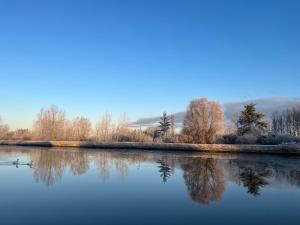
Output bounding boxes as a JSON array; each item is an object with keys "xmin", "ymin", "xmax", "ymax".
[
  {"xmin": 257, "ymin": 134, "xmax": 300, "ymax": 145},
  {"xmin": 113, "ymin": 129, "xmax": 153, "ymax": 143},
  {"xmin": 176, "ymin": 134, "xmax": 191, "ymax": 144},
  {"xmin": 219, "ymin": 133, "xmax": 300, "ymax": 145},
  {"xmin": 163, "ymin": 136, "xmax": 178, "ymax": 143},
  {"xmin": 218, "ymin": 134, "xmax": 238, "ymax": 144},
  {"xmin": 236, "ymin": 134, "xmax": 258, "ymax": 144},
  {"xmin": 218, "ymin": 133, "xmax": 258, "ymax": 144}
]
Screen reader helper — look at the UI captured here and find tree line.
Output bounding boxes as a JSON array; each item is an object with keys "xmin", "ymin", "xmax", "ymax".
[
  {"xmin": 271, "ymin": 108, "xmax": 300, "ymax": 136},
  {"xmin": 0, "ymin": 106, "xmax": 151, "ymax": 142},
  {"xmin": 0, "ymin": 98, "xmax": 299, "ymax": 144}
]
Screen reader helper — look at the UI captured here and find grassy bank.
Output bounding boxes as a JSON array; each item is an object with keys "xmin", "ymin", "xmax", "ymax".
[{"xmin": 0, "ymin": 140, "xmax": 300, "ymax": 155}]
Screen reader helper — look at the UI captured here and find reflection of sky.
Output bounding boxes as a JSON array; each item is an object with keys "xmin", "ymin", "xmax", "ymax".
[{"xmin": 1, "ymin": 147, "xmax": 300, "ymax": 225}]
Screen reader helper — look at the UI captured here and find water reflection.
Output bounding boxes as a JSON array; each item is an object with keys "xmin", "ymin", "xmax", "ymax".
[
  {"xmin": 30, "ymin": 151, "xmax": 67, "ymax": 186},
  {"xmin": 180, "ymin": 158, "xmax": 226, "ymax": 205},
  {"xmin": 0, "ymin": 159, "xmax": 33, "ymax": 168},
  {"xmin": 224, "ymin": 157, "xmax": 300, "ymax": 197},
  {"xmin": 94, "ymin": 152, "xmax": 110, "ymax": 182},
  {"xmin": 239, "ymin": 167, "xmax": 271, "ymax": 196},
  {"xmin": 157, "ymin": 160, "xmax": 172, "ymax": 184},
  {"xmin": 1, "ymin": 147, "xmax": 300, "ymax": 206}
]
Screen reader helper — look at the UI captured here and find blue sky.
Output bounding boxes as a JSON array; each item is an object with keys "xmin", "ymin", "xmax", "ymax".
[{"xmin": 0, "ymin": 0, "xmax": 299, "ymax": 128}]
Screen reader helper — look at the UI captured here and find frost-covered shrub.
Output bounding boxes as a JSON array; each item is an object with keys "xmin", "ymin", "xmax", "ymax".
[
  {"xmin": 218, "ymin": 134, "xmax": 238, "ymax": 144},
  {"xmin": 257, "ymin": 134, "xmax": 300, "ymax": 145},
  {"xmin": 112, "ymin": 130, "xmax": 152, "ymax": 143},
  {"xmin": 177, "ymin": 134, "xmax": 192, "ymax": 143},
  {"xmin": 236, "ymin": 134, "xmax": 258, "ymax": 144}
]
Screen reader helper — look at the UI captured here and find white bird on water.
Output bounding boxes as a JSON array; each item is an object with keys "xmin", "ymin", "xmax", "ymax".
[
  {"xmin": 12, "ymin": 159, "xmax": 19, "ymax": 165},
  {"xmin": 26, "ymin": 160, "xmax": 33, "ymax": 168}
]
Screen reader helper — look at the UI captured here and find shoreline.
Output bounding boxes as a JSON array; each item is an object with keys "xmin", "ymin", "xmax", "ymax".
[{"xmin": 0, "ymin": 140, "xmax": 300, "ymax": 155}]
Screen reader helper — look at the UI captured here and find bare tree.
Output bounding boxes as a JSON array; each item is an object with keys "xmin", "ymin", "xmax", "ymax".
[
  {"xmin": 170, "ymin": 115, "xmax": 176, "ymax": 137},
  {"xmin": 0, "ymin": 116, "xmax": 9, "ymax": 139},
  {"xmin": 116, "ymin": 113, "xmax": 130, "ymax": 133},
  {"xmin": 33, "ymin": 105, "xmax": 66, "ymax": 141},
  {"xmin": 272, "ymin": 107, "xmax": 300, "ymax": 136},
  {"xmin": 72, "ymin": 116, "xmax": 92, "ymax": 141},
  {"xmin": 182, "ymin": 98, "xmax": 224, "ymax": 144},
  {"xmin": 95, "ymin": 112, "xmax": 115, "ymax": 141},
  {"xmin": 10, "ymin": 129, "xmax": 32, "ymax": 140},
  {"xmin": 114, "ymin": 113, "xmax": 131, "ymax": 141}
]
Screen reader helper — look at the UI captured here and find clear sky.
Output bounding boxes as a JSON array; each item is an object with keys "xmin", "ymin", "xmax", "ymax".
[{"xmin": 0, "ymin": 0, "xmax": 299, "ymax": 129}]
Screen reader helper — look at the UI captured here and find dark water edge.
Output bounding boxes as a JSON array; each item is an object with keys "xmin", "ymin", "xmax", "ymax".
[{"xmin": 0, "ymin": 146, "xmax": 300, "ymax": 225}]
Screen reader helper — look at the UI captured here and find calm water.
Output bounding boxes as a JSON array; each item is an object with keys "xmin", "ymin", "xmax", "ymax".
[{"xmin": 0, "ymin": 146, "xmax": 300, "ymax": 225}]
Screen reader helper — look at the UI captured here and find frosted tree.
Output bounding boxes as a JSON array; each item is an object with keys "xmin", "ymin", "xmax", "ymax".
[
  {"xmin": 170, "ymin": 115, "xmax": 176, "ymax": 137},
  {"xmin": 72, "ymin": 116, "xmax": 92, "ymax": 141},
  {"xmin": 33, "ymin": 105, "xmax": 66, "ymax": 140},
  {"xmin": 272, "ymin": 107, "xmax": 300, "ymax": 136},
  {"xmin": 182, "ymin": 98, "xmax": 224, "ymax": 144},
  {"xmin": 237, "ymin": 104, "xmax": 269, "ymax": 136},
  {"xmin": 159, "ymin": 112, "xmax": 171, "ymax": 137},
  {"xmin": 95, "ymin": 112, "xmax": 115, "ymax": 141},
  {"xmin": 0, "ymin": 116, "xmax": 9, "ymax": 139}
]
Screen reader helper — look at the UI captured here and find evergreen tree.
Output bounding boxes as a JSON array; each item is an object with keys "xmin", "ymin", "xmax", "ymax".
[
  {"xmin": 237, "ymin": 104, "xmax": 269, "ymax": 135},
  {"xmin": 159, "ymin": 112, "xmax": 171, "ymax": 136}
]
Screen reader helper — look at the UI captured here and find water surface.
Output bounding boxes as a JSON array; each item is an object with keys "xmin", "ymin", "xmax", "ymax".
[{"xmin": 0, "ymin": 146, "xmax": 300, "ymax": 225}]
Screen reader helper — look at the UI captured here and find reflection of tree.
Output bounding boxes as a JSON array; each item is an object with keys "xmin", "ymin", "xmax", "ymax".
[
  {"xmin": 239, "ymin": 167, "xmax": 271, "ymax": 196},
  {"xmin": 94, "ymin": 152, "xmax": 110, "ymax": 182},
  {"xmin": 180, "ymin": 158, "xmax": 226, "ymax": 205},
  {"xmin": 115, "ymin": 159, "xmax": 128, "ymax": 179},
  {"xmin": 272, "ymin": 165, "xmax": 300, "ymax": 188},
  {"xmin": 157, "ymin": 160, "xmax": 172, "ymax": 184},
  {"xmin": 30, "ymin": 150, "xmax": 65, "ymax": 186},
  {"xmin": 223, "ymin": 159, "xmax": 297, "ymax": 197},
  {"xmin": 69, "ymin": 151, "xmax": 89, "ymax": 176},
  {"xmin": 29, "ymin": 150, "xmax": 89, "ymax": 186}
]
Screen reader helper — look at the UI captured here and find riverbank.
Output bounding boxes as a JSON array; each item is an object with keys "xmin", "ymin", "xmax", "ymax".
[{"xmin": 0, "ymin": 140, "xmax": 300, "ymax": 155}]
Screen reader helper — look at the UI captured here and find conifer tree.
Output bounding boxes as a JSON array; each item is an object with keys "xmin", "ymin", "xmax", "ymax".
[
  {"xmin": 237, "ymin": 104, "xmax": 269, "ymax": 135},
  {"xmin": 159, "ymin": 112, "xmax": 171, "ymax": 136}
]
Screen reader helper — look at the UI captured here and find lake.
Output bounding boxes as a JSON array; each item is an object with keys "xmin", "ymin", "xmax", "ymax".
[{"xmin": 0, "ymin": 146, "xmax": 299, "ymax": 225}]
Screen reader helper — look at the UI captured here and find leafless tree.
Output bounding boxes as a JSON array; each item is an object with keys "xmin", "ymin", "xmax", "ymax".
[
  {"xmin": 9, "ymin": 129, "xmax": 32, "ymax": 140},
  {"xmin": 272, "ymin": 107, "xmax": 300, "ymax": 136},
  {"xmin": 170, "ymin": 115, "xmax": 176, "ymax": 137},
  {"xmin": 115, "ymin": 113, "xmax": 130, "ymax": 138},
  {"xmin": 226, "ymin": 112, "xmax": 240, "ymax": 134},
  {"xmin": 33, "ymin": 105, "xmax": 66, "ymax": 141},
  {"xmin": 0, "ymin": 116, "xmax": 9, "ymax": 139},
  {"xmin": 182, "ymin": 98, "xmax": 225, "ymax": 144},
  {"xmin": 95, "ymin": 112, "xmax": 115, "ymax": 141},
  {"xmin": 71, "ymin": 116, "xmax": 92, "ymax": 141}
]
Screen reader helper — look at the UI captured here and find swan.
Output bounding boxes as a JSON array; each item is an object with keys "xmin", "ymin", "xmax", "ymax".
[
  {"xmin": 12, "ymin": 159, "xmax": 19, "ymax": 165},
  {"xmin": 26, "ymin": 161, "xmax": 33, "ymax": 167}
]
